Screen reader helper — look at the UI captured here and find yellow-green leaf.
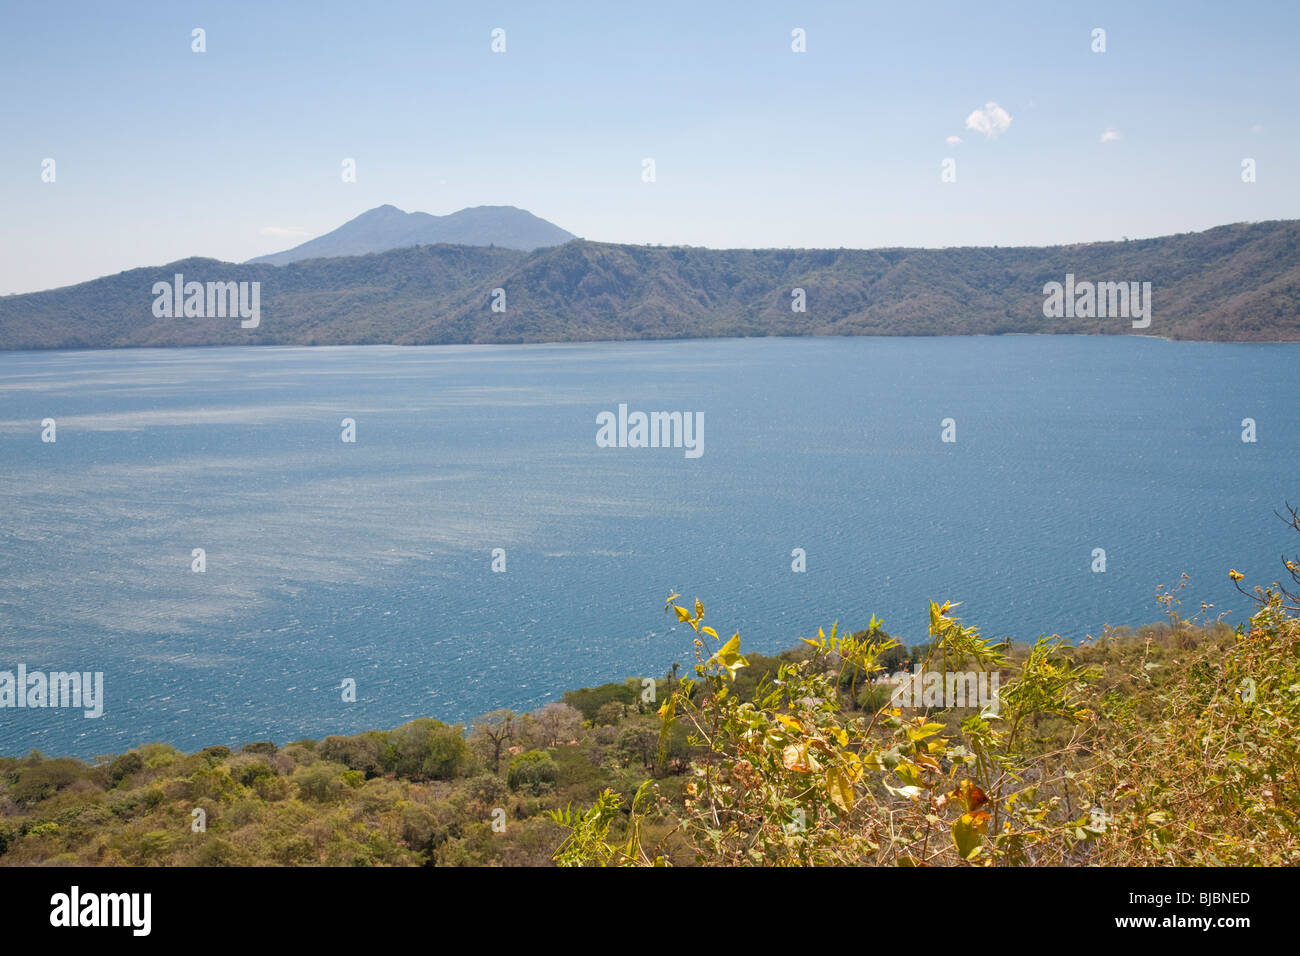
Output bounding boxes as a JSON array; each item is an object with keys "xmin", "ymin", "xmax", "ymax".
[
  {"xmin": 862, "ymin": 751, "xmax": 888, "ymax": 772},
  {"xmin": 827, "ymin": 767, "xmax": 855, "ymax": 813},
  {"xmin": 908, "ymin": 722, "xmax": 946, "ymax": 741},
  {"xmin": 895, "ymin": 761, "xmax": 924, "ymax": 788},
  {"xmin": 776, "ymin": 714, "xmax": 801, "ymax": 733},
  {"xmin": 952, "ymin": 811, "xmax": 988, "ymax": 860},
  {"xmin": 710, "ymin": 633, "xmax": 749, "ymax": 679}
]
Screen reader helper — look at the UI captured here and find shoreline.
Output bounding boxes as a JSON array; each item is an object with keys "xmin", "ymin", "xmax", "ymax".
[{"xmin": 4, "ymin": 329, "xmax": 1300, "ymax": 357}]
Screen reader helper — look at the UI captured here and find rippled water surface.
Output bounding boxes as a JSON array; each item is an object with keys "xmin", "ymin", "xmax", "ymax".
[{"xmin": 1, "ymin": 336, "xmax": 1296, "ymax": 756}]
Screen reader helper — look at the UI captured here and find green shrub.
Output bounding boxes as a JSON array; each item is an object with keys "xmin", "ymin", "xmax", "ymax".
[
  {"xmin": 107, "ymin": 751, "xmax": 144, "ymax": 787},
  {"xmin": 319, "ymin": 732, "xmax": 387, "ymax": 777},
  {"xmin": 507, "ymin": 751, "xmax": 558, "ymax": 795},
  {"xmin": 382, "ymin": 719, "xmax": 469, "ymax": 781},
  {"xmin": 294, "ymin": 762, "xmax": 349, "ymax": 803}
]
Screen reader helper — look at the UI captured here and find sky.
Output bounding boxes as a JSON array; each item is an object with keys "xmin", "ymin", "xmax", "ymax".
[{"xmin": 1, "ymin": 0, "xmax": 1296, "ymax": 294}]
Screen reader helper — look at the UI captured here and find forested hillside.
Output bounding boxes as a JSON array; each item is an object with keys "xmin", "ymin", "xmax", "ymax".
[{"xmin": 2, "ymin": 220, "xmax": 1297, "ymax": 350}]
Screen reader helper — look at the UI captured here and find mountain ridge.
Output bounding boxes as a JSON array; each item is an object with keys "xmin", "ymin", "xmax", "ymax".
[
  {"xmin": 246, "ymin": 204, "xmax": 577, "ymax": 265},
  {"xmin": 1, "ymin": 220, "xmax": 1297, "ymax": 349}
]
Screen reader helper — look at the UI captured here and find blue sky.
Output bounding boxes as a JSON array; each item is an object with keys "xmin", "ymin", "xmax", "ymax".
[{"xmin": 1, "ymin": 0, "xmax": 1296, "ymax": 294}]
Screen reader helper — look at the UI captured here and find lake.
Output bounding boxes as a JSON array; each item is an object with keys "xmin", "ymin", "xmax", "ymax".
[{"xmin": 1, "ymin": 335, "xmax": 1296, "ymax": 757}]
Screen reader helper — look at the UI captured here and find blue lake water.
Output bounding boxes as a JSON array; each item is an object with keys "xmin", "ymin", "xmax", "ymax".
[{"xmin": 0, "ymin": 335, "xmax": 1296, "ymax": 757}]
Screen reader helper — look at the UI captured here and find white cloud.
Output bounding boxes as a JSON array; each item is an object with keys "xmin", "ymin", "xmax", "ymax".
[
  {"xmin": 965, "ymin": 102, "xmax": 1012, "ymax": 138},
  {"xmin": 259, "ymin": 225, "xmax": 312, "ymax": 238},
  {"xmin": 1099, "ymin": 128, "xmax": 1121, "ymax": 143},
  {"xmin": 1250, "ymin": 124, "xmax": 1265, "ymax": 134},
  {"xmin": 945, "ymin": 135, "xmax": 963, "ymax": 146}
]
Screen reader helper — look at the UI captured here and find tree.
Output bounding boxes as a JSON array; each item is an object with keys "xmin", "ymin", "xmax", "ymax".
[
  {"xmin": 469, "ymin": 710, "xmax": 516, "ymax": 773},
  {"xmin": 615, "ymin": 724, "xmax": 657, "ymax": 771},
  {"xmin": 529, "ymin": 703, "xmax": 583, "ymax": 748},
  {"xmin": 107, "ymin": 751, "xmax": 144, "ymax": 787},
  {"xmin": 595, "ymin": 701, "xmax": 625, "ymax": 726},
  {"xmin": 382, "ymin": 718, "xmax": 469, "ymax": 780},
  {"xmin": 318, "ymin": 731, "xmax": 386, "ymax": 778},
  {"xmin": 293, "ymin": 762, "xmax": 348, "ymax": 803},
  {"xmin": 507, "ymin": 750, "xmax": 559, "ymax": 795}
]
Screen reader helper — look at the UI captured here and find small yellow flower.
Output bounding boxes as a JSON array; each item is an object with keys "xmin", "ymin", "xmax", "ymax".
[{"xmin": 1229, "ymin": 569, "xmax": 1244, "ymax": 582}]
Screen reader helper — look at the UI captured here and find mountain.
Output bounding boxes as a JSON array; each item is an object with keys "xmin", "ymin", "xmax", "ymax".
[
  {"xmin": 1, "ymin": 220, "xmax": 1297, "ymax": 350},
  {"xmin": 246, "ymin": 205, "xmax": 577, "ymax": 265},
  {"xmin": 0, "ymin": 245, "xmax": 524, "ymax": 350}
]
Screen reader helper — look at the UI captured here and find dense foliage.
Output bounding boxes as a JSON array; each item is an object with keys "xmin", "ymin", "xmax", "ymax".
[{"xmin": 550, "ymin": 532, "xmax": 1300, "ymax": 866}]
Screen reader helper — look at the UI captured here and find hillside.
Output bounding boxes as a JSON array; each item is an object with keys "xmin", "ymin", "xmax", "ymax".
[
  {"xmin": 247, "ymin": 204, "xmax": 576, "ymax": 264},
  {"xmin": 0, "ymin": 245, "xmax": 525, "ymax": 350},
  {"xmin": 2, "ymin": 220, "xmax": 1297, "ymax": 350}
]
